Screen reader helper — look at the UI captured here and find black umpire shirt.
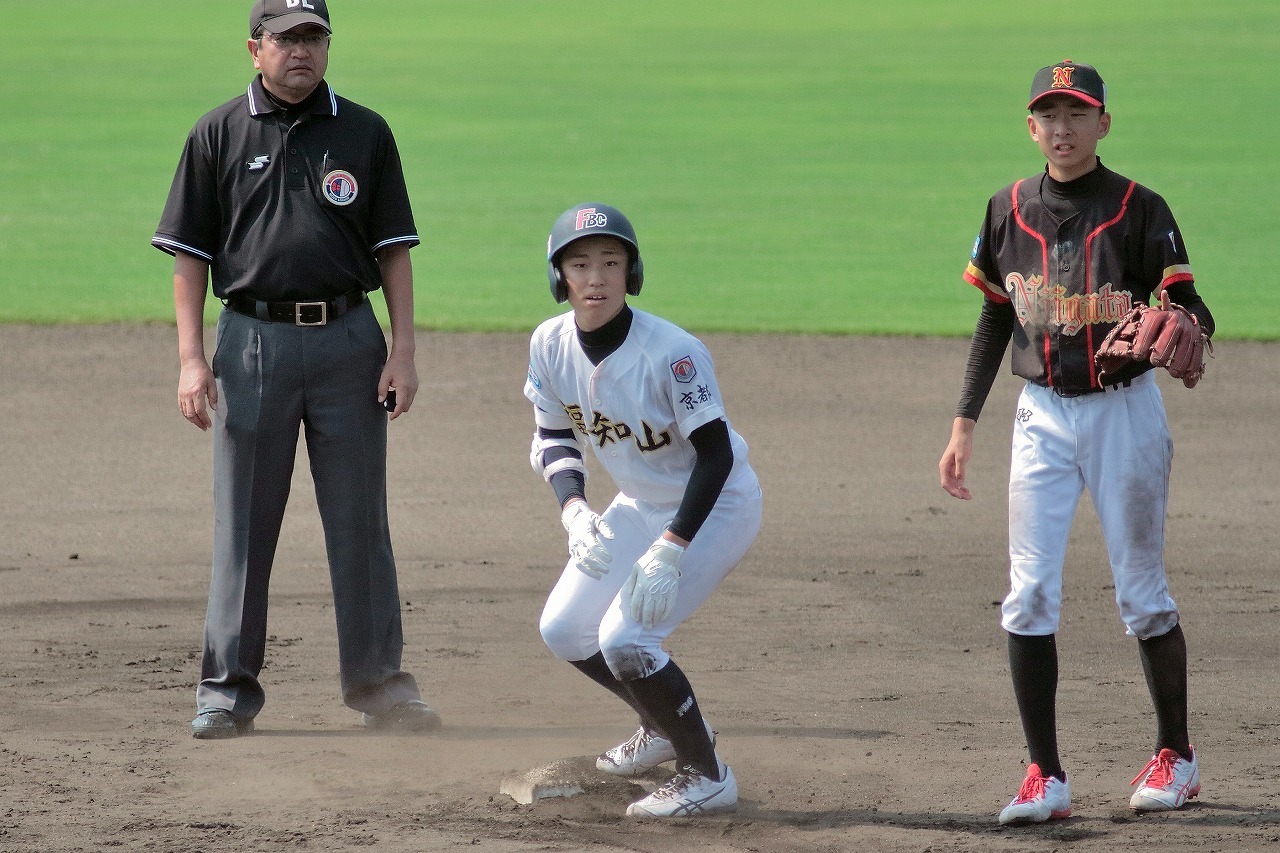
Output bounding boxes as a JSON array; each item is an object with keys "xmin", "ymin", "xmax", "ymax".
[{"xmin": 153, "ymin": 76, "xmax": 418, "ymax": 302}]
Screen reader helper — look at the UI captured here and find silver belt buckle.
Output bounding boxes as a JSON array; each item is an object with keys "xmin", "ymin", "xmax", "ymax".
[{"xmin": 295, "ymin": 301, "xmax": 327, "ymax": 326}]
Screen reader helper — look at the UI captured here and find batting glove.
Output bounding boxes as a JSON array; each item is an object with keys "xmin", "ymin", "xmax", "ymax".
[
  {"xmin": 624, "ymin": 539, "xmax": 685, "ymax": 629},
  {"xmin": 561, "ymin": 501, "xmax": 615, "ymax": 580}
]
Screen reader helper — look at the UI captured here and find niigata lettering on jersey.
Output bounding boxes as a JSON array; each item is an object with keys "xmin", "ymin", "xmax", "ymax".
[
  {"xmin": 1006, "ymin": 273, "xmax": 1133, "ymax": 335},
  {"xmin": 564, "ymin": 404, "xmax": 671, "ymax": 453}
]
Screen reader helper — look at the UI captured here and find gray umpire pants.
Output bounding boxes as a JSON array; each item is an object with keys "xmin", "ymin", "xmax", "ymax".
[{"xmin": 198, "ymin": 300, "xmax": 420, "ymax": 720}]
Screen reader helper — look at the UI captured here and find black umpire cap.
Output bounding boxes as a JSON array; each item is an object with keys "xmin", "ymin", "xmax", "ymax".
[{"xmin": 250, "ymin": 0, "xmax": 332, "ymax": 37}]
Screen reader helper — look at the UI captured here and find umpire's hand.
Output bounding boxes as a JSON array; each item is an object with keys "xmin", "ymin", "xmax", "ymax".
[
  {"xmin": 379, "ymin": 349, "xmax": 419, "ymax": 420},
  {"xmin": 178, "ymin": 357, "xmax": 217, "ymax": 431}
]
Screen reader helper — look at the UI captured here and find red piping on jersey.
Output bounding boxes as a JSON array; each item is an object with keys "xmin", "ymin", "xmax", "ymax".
[
  {"xmin": 1009, "ymin": 180, "xmax": 1054, "ymax": 385},
  {"xmin": 1083, "ymin": 180, "xmax": 1137, "ymax": 385},
  {"xmin": 1011, "ymin": 177, "xmax": 1138, "ymax": 389}
]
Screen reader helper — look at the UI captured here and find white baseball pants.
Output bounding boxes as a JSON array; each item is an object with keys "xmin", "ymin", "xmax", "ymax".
[
  {"xmin": 539, "ymin": 485, "xmax": 762, "ymax": 679},
  {"xmin": 1002, "ymin": 371, "xmax": 1181, "ymax": 640}
]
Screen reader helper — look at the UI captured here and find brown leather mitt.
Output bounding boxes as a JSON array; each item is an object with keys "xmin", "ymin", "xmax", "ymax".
[{"xmin": 1094, "ymin": 291, "xmax": 1212, "ymax": 389}]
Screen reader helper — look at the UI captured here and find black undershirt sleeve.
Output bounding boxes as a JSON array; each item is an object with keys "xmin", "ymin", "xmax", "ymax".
[
  {"xmin": 1165, "ymin": 281, "xmax": 1215, "ymax": 338},
  {"xmin": 668, "ymin": 419, "xmax": 733, "ymax": 542},
  {"xmin": 956, "ymin": 298, "xmax": 1015, "ymax": 423},
  {"xmin": 549, "ymin": 469, "xmax": 586, "ymax": 508}
]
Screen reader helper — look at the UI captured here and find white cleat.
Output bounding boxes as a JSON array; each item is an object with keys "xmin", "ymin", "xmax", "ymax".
[
  {"xmin": 1130, "ymin": 748, "xmax": 1200, "ymax": 811},
  {"xmin": 998, "ymin": 763, "xmax": 1072, "ymax": 825},
  {"xmin": 596, "ymin": 719, "xmax": 714, "ymax": 776},
  {"xmin": 626, "ymin": 759, "xmax": 737, "ymax": 817}
]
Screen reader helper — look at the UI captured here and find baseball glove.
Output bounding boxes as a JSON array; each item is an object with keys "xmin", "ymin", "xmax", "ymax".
[{"xmin": 1094, "ymin": 291, "xmax": 1212, "ymax": 389}]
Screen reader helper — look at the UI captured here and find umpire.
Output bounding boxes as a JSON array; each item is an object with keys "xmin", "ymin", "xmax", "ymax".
[{"xmin": 153, "ymin": 0, "xmax": 439, "ymax": 739}]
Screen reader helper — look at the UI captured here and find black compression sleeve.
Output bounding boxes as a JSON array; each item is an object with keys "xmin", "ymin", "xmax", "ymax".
[
  {"xmin": 1165, "ymin": 281, "xmax": 1215, "ymax": 338},
  {"xmin": 668, "ymin": 419, "xmax": 733, "ymax": 542},
  {"xmin": 549, "ymin": 470, "xmax": 586, "ymax": 508},
  {"xmin": 956, "ymin": 299, "xmax": 1015, "ymax": 422}
]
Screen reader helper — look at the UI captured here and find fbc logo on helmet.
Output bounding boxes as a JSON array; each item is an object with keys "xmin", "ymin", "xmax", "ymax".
[{"xmin": 575, "ymin": 208, "xmax": 608, "ymax": 231}]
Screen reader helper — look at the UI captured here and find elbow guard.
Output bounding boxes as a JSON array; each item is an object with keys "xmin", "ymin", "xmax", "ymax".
[{"xmin": 529, "ymin": 434, "xmax": 587, "ymax": 482}]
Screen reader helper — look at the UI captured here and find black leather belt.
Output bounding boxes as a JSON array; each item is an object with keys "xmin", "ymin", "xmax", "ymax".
[
  {"xmin": 227, "ymin": 289, "xmax": 365, "ymax": 326},
  {"xmin": 1053, "ymin": 379, "xmax": 1132, "ymax": 398}
]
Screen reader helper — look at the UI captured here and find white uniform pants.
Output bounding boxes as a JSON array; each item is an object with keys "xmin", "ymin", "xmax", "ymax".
[
  {"xmin": 540, "ymin": 485, "xmax": 762, "ymax": 680},
  {"xmin": 1002, "ymin": 371, "xmax": 1180, "ymax": 640}
]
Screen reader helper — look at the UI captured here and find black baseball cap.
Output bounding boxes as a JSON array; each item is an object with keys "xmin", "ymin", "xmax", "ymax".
[
  {"xmin": 250, "ymin": 0, "xmax": 331, "ymax": 36},
  {"xmin": 1028, "ymin": 60, "xmax": 1106, "ymax": 110}
]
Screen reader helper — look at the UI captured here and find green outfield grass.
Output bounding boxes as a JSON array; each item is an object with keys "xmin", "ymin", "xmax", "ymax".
[{"xmin": 1, "ymin": 1, "xmax": 1275, "ymax": 337}]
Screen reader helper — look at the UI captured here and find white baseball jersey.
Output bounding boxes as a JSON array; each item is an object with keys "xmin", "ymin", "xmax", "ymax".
[{"xmin": 524, "ymin": 308, "xmax": 755, "ymax": 509}]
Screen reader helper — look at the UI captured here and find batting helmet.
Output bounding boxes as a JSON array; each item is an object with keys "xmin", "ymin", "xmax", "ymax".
[{"xmin": 546, "ymin": 203, "xmax": 644, "ymax": 303}]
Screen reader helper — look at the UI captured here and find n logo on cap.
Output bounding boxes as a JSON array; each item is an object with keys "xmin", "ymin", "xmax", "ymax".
[{"xmin": 1051, "ymin": 66, "xmax": 1075, "ymax": 89}]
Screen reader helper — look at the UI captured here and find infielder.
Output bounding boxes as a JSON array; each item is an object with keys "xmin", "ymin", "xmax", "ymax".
[
  {"xmin": 524, "ymin": 203, "xmax": 762, "ymax": 817},
  {"xmin": 938, "ymin": 61, "xmax": 1214, "ymax": 824}
]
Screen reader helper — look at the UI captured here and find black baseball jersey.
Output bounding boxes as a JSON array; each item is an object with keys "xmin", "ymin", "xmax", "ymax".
[
  {"xmin": 963, "ymin": 162, "xmax": 1194, "ymax": 391},
  {"xmin": 153, "ymin": 76, "xmax": 418, "ymax": 301}
]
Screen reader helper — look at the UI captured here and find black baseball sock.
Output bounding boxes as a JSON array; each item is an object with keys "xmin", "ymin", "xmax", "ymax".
[
  {"xmin": 624, "ymin": 659, "xmax": 719, "ymax": 779},
  {"xmin": 1137, "ymin": 623, "xmax": 1192, "ymax": 760},
  {"xmin": 569, "ymin": 652, "xmax": 666, "ymax": 738},
  {"xmin": 1008, "ymin": 632, "xmax": 1064, "ymax": 780}
]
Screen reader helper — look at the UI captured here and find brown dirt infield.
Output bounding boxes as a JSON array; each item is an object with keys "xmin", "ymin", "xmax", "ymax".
[{"xmin": 1, "ymin": 324, "xmax": 1277, "ymax": 852}]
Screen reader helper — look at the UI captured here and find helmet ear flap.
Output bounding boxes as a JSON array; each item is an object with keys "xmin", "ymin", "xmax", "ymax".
[
  {"xmin": 626, "ymin": 255, "xmax": 644, "ymax": 296},
  {"xmin": 547, "ymin": 259, "xmax": 569, "ymax": 303}
]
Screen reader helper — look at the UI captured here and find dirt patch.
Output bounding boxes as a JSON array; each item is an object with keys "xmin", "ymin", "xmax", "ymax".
[{"xmin": 1, "ymin": 325, "xmax": 1277, "ymax": 852}]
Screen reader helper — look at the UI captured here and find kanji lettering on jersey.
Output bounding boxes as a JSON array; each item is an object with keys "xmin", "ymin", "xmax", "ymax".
[{"xmin": 564, "ymin": 404, "xmax": 671, "ymax": 453}]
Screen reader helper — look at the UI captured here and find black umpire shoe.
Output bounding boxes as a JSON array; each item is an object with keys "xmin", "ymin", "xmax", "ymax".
[
  {"xmin": 361, "ymin": 699, "xmax": 442, "ymax": 733},
  {"xmin": 191, "ymin": 709, "xmax": 255, "ymax": 739}
]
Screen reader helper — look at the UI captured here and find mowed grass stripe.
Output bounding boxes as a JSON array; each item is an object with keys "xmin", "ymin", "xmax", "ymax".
[{"xmin": 0, "ymin": 1, "xmax": 1273, "ymax": 336}]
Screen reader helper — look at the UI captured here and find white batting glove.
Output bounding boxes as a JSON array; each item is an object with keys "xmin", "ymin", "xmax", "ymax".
[
  {"xmin": 561, "ymin": 501, "xmax": 615, "ymax": 580},
  {"xmin": 623, "ymin": 539, "xmax": 685, "ymax": 628}
]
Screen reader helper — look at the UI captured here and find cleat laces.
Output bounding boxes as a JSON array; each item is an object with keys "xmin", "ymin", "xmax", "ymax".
[
  {"xmin": 617, "ymin": 728, "xmax": 656, "ymax": 761},
  {"xmin": 647, "ymin": 766, "xmax": 716, "ymax": 809},
  {"xmin": 1131, "ymin": 752, "xmax": 1175, "ymax": 788},
  {"xmin": 1013, "ymin": 772, "xmax": 1047, "ymax": 804}
]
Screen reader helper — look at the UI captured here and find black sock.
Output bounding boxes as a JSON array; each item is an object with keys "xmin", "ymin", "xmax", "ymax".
[
  {"xmin": 1008, "ymin": 632, "xmax": 1063, "ymax": 780},
  {"xmin": 569, "ymin": 652, "xmax": 665, "ymax": 737},
  {"xmin": 624, "ymin": 659, "xmax": 718, "ymax": 779},
  {"xmin": 1138, "ymin": 623, "xmax": 1192, "ymax": 759}
]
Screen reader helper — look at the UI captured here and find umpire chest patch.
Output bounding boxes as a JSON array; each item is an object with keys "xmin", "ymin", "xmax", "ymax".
[{"xmin": 322, "ymin": 170, "xmax": 358, "ymax": 206}]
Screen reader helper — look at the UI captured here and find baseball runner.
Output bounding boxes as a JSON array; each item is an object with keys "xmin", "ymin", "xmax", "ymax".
[
  {"xmin": 524, "ymin": 203, "xmax": 763, "ymax": 817},
  {"xmin": 937, "ymin": 60, "xmax": 1214, "ymax": 824}
]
